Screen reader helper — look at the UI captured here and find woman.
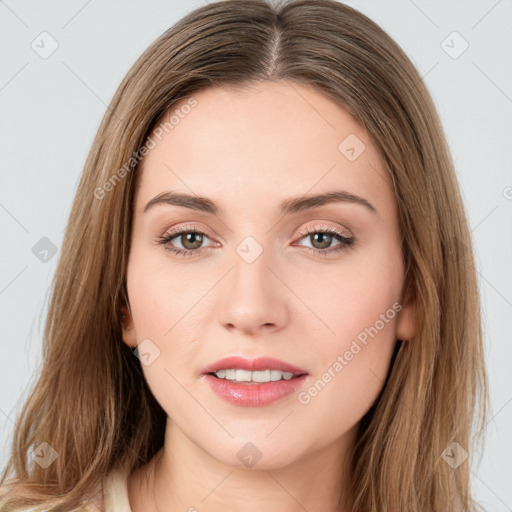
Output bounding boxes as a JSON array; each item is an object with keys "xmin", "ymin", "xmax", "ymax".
[{"xmin": 0, "ymin": 0, "xmax": 488, "ymax": 510}]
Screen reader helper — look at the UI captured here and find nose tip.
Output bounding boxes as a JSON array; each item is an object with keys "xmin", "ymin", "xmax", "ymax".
[{"xmin": 218, "ymin": 261, "xmax": 289, "ymax": 336}]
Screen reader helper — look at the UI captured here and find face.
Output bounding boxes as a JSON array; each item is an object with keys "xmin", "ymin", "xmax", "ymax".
[{"xmin": 122, "ymin": 80, "xmax": 416, "ymax": 470}]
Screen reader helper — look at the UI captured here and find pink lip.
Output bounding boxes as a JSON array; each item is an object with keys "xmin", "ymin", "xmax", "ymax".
[
  {"xmin": 201, "ymin": 356, "xmax": 309, "ymax": 407},
  {"xmin": 203, "ymin": 374, "xmax": 309, "ymax": 407},
  {"xmin": 201, "ymin": 356, "xmax": 308, "ymax": 375}
]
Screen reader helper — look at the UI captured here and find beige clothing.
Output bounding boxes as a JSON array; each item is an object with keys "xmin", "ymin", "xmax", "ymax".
[
  {"xmin": 77, "ymin": 468, "xmax": 133, "ymax": 512},
  {"xmin": 0, "ymin": 468, "xmax": 132, "ymax": 512},
  {"xmin": 102, "ymin": 467, "xmax": 132, "ymax": 512}
]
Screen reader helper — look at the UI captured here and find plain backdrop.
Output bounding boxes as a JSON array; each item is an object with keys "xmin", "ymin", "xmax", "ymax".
[{"xmin": 1, "ymin": 1, "xmax": 511, "ymax": 510}]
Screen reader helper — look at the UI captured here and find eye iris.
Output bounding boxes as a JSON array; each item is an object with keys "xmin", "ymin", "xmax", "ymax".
[
  {"xmin": 181, "ymin": 232, "xmax": 203, "ymax": 250},
  {"xmin": 311, "ymin": 232, "xmax": 332, "ymax": 249}
]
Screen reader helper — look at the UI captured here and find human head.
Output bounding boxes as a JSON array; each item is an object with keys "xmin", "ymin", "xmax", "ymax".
[{"xmin": 121, "ymin": 79, "xmax": 416, "ymax": 509}]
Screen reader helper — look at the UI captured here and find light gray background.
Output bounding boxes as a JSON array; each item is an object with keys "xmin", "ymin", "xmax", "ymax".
[{"xmin": 1, "ymin": 0, "xmax": 511, "ymax": 510}]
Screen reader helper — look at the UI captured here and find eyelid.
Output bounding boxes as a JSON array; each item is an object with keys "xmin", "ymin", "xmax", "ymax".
[
  {"xmin": 161, "ymin": 221, "xmax": 351, "ymax": 243},
  {"xmin": 164, "ymin": 222, "xmax": 216, "ymax": 240},
  {"xmin": 296, "ymin": 222, "xmax": 352, "ymax": 239}
]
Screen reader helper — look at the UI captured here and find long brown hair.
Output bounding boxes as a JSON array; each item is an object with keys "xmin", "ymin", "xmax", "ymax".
[{"xmin": 0, "ymin": 0, "xmax": 488, "ymax": 510}]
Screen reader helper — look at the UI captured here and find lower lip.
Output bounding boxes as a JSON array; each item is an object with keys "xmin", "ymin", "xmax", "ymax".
[{"xmin": 203, "ymin": 374, "xmax": 308, "ymax": 407}]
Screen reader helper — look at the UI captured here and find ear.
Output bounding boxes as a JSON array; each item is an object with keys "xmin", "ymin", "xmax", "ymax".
[
  {"xmin": 120, "ymin": 304, "xmax": 138, "ymax": 348},
  {"xmin": 395, "ymin": 283, "xmax": 417, "ymax": 341}
]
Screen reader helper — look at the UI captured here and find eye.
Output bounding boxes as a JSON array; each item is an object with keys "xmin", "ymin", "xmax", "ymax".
[
  {"xmin": 156, "ymin": 224, "xmax": 356, "ymax": 258},
  {"xmin": 294, "ymin": 225, "xmax": 356, "ymax": 257},
  {"xmin": 156, "ymin": 224, "xmax": 216, "ymax": 258}
]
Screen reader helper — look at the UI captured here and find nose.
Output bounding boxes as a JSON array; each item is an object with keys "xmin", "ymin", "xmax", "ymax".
[{"xmin": 216, "ymin": 245, "xmax": 290, "ymax": 336}]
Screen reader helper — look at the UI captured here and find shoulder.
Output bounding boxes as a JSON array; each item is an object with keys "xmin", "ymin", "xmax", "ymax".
[{"xmin": 0, "ymin": 469, "xmax": 131, "ymax": 512}]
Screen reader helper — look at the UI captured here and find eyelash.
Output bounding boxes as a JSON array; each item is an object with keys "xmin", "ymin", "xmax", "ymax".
[{"xmin": 156, "ymin": 223, "xmax": 356, "ymax": 258}]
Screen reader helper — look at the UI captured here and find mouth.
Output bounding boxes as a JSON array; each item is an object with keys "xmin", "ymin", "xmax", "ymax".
[{"xmin": 201, "ymin": 356, "xmax": 309, "ymax": 406}]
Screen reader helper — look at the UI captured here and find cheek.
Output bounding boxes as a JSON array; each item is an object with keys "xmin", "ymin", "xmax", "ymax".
[
  {"xmin": 294, "ymin": 290, "xmax": 400, "ymax": 449},
  {"xmin": 125, "ymin": 244, "xmax": 224, "ymax": 390},
  {"xmin": 293, "ymin": 245, "xmax": 402, "ymax": 423},
  {"xmin": 292, "ymin": 239, "xmax": 403, "ymax": 348},
  {"xmin": 125, "ymin": 250, "xmax": 205, "ymax": 416},
  {"xmin": 126, "ymin": 244, "xmax": 211, "ymax": 340}
]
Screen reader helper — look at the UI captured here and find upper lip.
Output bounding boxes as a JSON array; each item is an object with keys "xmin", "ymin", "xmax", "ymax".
[{"xmin": 202, "ymin": 356, "xmax": 308, "ymax": 375}]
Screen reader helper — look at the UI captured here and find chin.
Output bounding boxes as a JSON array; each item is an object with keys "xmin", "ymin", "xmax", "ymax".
[{"xmin": 201, "ymin": 435, "xmax": 306, "ymax": 472}]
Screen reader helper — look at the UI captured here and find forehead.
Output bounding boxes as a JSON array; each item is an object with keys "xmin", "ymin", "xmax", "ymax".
[{"xmin": 134, "ymin": 80, "xmax": 394, "ymax": 216}]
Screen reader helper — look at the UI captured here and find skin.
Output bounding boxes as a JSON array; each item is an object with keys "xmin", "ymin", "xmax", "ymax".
[{"xmin": 120, "ymin": 79, "xmax": 416, "ymax": 512}]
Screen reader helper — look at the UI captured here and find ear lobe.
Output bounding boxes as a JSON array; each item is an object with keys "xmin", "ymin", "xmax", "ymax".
[
  {"xmin": 120, "ymin": 304, "xmax": 137, "ymax": 348},
  {"xmin": 395, "ymin": 294, "xmax": 417, "ymax": 342}
]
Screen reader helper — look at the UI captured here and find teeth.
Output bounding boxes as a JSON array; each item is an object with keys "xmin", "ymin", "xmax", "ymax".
[{"xmin": 212, "ymin": 369, "xmax": 297, "ymax": 383}]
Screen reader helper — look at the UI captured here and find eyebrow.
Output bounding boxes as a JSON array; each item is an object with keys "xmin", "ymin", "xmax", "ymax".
[{"xmin": 144, "ymin": 190, "xmax": 377, "ymax": 216}]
